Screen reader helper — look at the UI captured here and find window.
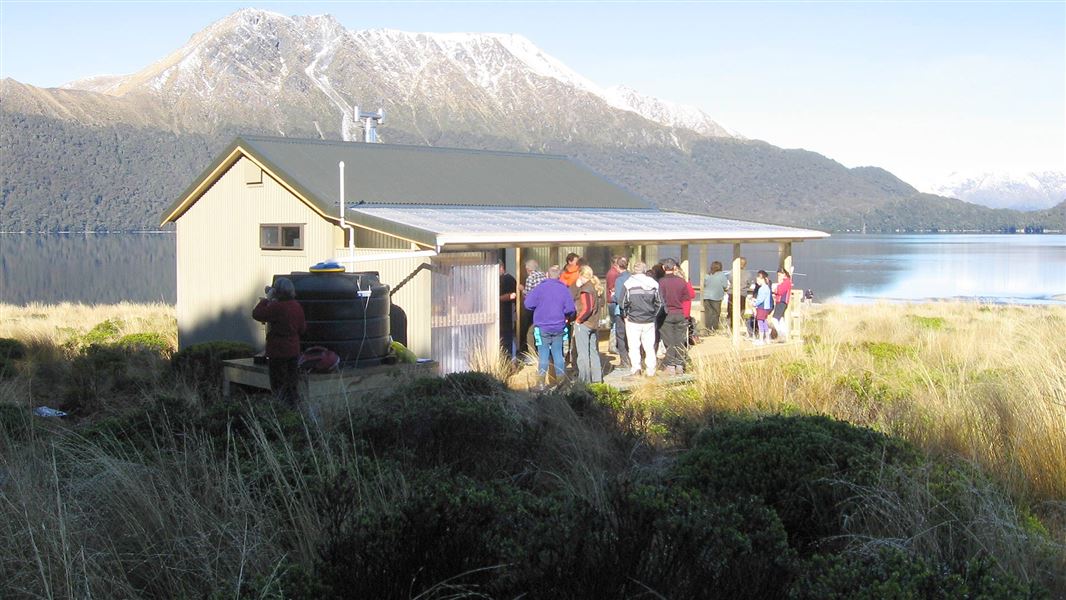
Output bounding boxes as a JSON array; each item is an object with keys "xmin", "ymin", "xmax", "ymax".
[{"xmin": 260, "ymin": 224, "xmax": 303, "ymax": 250}]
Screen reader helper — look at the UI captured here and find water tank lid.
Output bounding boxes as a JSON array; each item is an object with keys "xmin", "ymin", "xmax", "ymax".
[{"xmin": 309, "ymin": 261, "xmax": 346, "ymax": 273}]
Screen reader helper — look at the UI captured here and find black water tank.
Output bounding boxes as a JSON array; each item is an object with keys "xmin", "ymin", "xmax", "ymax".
[{"xmin": 276, "ymin": 271, "xmax": 391, "ymax": 366}]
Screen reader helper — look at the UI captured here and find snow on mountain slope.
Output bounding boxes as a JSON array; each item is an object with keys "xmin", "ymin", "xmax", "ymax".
[
  {"xmin": 929, "ymin": 171, "xmax": 1066, "ymax": 211},
  {"xmin": 60, "ymin": 8, "xmax": 738, "ymax": 140},
  {"xmin": 602, "ymin": 85, "xmax": 738, "ymax": 138}
]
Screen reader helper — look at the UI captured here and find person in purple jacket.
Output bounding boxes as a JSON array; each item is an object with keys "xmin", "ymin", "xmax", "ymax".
[{"xmin": 523, "ymin": 265, "xmax": 576, "ymax": 387}]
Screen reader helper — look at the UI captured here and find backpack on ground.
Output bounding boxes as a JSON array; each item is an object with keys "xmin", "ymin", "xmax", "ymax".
[{"xmin": 298, "ymin": 346, "xmax": 340, "ymax": 373}]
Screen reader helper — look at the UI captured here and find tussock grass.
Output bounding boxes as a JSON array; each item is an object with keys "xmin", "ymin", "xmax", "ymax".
[
  {"xmin": 1, "ymin": 301, "xmax": 1063, "ymax": 596},
  {"xmin": 681, "ymin": 302, "xmax": 1066, "ymax": 583},
  {"xmin": 0, "ymin": 302, "xmax": 176, "ymax": 348}
]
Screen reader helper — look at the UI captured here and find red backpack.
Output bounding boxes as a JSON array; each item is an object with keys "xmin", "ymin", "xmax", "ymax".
[{"xmin": 298, "ymin": 346, "xmax": 340, "ymax": 373}]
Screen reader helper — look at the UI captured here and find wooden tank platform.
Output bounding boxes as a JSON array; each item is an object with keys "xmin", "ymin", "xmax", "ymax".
[{"xmin": 222, "ymin": 358, "xmax": 439, "ymax": 401}]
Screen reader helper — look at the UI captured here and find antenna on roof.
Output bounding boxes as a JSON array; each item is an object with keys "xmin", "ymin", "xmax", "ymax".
[{"xmin": 354, "ymin": 105, "xmax": 385, "ymax": 143}]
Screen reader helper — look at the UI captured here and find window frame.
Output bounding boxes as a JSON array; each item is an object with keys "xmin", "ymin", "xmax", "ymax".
[{"xmin": 259, "ymin": 223, "xmax": 305, "ymax": 251}]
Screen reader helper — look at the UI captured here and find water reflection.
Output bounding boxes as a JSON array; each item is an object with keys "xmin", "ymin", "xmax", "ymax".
[
  {"xmin": 658, "ymin": 234, "xmax": 1065, "ymax": 305},
  {"xmin": 1, "ymin": 233, "xmax": 1063, "ymax": 306},
  {"xmin": 0, "ymin": 233, "xmax": 175, "ymax": 304}
]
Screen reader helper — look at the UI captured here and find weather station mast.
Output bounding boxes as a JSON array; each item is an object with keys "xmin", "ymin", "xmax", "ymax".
[{"xmin": 354, "ymin": 106, "xmax": 384, "ymax": 143}]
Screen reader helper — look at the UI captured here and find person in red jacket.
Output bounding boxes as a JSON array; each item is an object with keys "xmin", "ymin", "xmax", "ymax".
[
  {"xmin": 772, "ymin": 268, "xmax": 793, "ymax": 342},
  {"xmin": 252, "ymin": 277, "xmax": 306, "ymax": 406}
]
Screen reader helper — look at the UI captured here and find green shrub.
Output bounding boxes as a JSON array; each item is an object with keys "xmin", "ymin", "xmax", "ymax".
[
  {"xmin": 117, "ymin": 332, "xmax": 172, "ymax": 356},
  {"xmin": 60, "ymin": 343, "xmax": 168, "ymax": 415},
  {"xmin": 82, "ymin": 319, "xmax": 122, "ymax": 346},
  {"xmin": 908, "ymin": 314, "xmax": 946, "ymax": 330},
  {"xmin": 352, "ymin": 373, "xmax": 536, "ymax": 479},
  {"xmin": 314, "ymin": 473, "xmax": 535, "ymax": 599},
  {"xmin": 673, "ymin": 415, "xmax": 919, "ymax": 553},
  {"xmin": 513, "ymin": 484, "xmax": 796, "ymax": 599},
  {"xmin": 0, "ymin": 337, "xmax": 26, "ymax": 379},
  {"xmin": 0, "ymin": 403, "xmax": 33, "ymax": 443},
  {"xmin": 312, "ymin": 473, "xmax": 796, "ymax": 600},
  {"xmin": 171, "ymin": 340, "xmax": 256, "ymax": 390},
  {"xmin": 861, "ymin": 341, "xmax": 916, "ymax": 361},
  {"xmin": 790, "ymin": 548, "xmax": 1045, "ymax": 599}
]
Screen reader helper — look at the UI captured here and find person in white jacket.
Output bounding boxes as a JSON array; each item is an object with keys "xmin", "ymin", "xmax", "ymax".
[{"xmin": 620, "ymin": 262, "xmax": 664, "ymax": 377}]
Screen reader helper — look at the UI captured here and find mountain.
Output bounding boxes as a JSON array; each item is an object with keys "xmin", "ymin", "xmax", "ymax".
[
  {"xmin": 1, "ymin": 8, "xmax": 1062, "ymax": 233},
  {"xmin": 929, "ymin": 171, "xmax": 1066, "ymax": 211}
]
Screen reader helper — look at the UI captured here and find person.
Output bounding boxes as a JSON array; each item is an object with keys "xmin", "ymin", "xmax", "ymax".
[
  {"xmin": 753, "ymin": 270, "xmax": 774, "ymax": 345},
  {"xmin": 658, "ymin": 258, "xmax": 693, "ymax": 375},
  {"xmin": 520, "ymin": 259, "xmax": 547, "ymax": 360},
  {"xmin": 573, "ymin": 265, "xmax": 604, "ymax": 383},
  {"xmin": 558, "ymin": 252, "xmax": 582, "ymax": 368},
  {"xmin": 559, "ymin": 252, "xmax": 581, "ymax": 288},
  {"xmin": 677, "ymin": 267, "xmax": 697, "ymax": 346},
  {"xmin": 621, "ymin": 261, "xmax": 663, "ymax": 377},
  {"xmin": 523, "ymin": 265, "xmax": 576, "ymax": 387},
  {"xmin": 499, "ymin": 261, "xmax": 517, "ymax": 359},
  {"xmin": 612, "ymin": 257, "xmax": 632, "ymax": 370},
  {"xmin": 252, "ymin": 277, "xmax": 306, "ymax": 407},
  {"xmin": 605, "ymin": 256, "xmax": 622, "ymax": 355},
  {"xmin": 702, "ymin": 260, "xmax": 728, "ymax": 333},
  {"xmin": 772, "ymin": 268, "xmax": 793, "ymax": 342}
]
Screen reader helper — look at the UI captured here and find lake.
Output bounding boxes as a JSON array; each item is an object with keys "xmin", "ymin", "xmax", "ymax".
[{"xmin": 1, "ymin": 233, "xmax": 1064, "ymax": 305}]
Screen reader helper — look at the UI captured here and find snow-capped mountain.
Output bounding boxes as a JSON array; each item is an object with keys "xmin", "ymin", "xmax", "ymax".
[
  {"xmin": 58, "ymin": 8, "xmax": 737, "ymax": 145},
  {"xmin": 602, "ymin": 85, "xmax": 738, "ymax": 138},
  {"xmin": 929, "ymin": 171, "xmax": 1066, "ymax": 211}
]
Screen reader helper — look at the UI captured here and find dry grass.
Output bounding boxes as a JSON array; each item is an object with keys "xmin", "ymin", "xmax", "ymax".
[
  {"xmin": 2, "ymin": 301, "xmax": 1064, "ymax": 595},
  {"xmin": 680, "ymin": 301, "xmax": 1066, "ymax": 514},
  {"xmin": 0, "ymin": 302, "xmax": 176, "ymax": 355}
]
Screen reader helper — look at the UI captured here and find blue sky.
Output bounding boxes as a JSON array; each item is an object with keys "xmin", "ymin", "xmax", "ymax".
[{"xmin": 1, "ymin": 1, "xmax": 1062, "ymax": 189}]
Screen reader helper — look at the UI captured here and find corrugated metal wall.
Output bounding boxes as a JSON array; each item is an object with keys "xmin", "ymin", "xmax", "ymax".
[
  {"xmin": 430, "ymin": 252, "xmax": 498, "ymax": 374},
  {"xmin": 350, "ymin": 248, "xmax": 432, "ymax": 358},
  {"xmin": 175, "ymin": 157, "xmax": 336, "ymax": 349}
]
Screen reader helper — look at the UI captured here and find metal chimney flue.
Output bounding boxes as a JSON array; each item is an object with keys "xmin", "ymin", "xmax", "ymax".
[{"xmin": 354, "ymin": 105, "xmax": 385, "ymax": 143}]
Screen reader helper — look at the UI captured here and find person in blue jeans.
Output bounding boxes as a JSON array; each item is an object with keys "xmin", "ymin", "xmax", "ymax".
[{"xmin": 523, "ymin": 264, "xmax": 576, "ymax": 387}]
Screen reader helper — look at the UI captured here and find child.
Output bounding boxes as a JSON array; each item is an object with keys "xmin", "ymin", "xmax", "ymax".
[{"xmin": 753, "ymin": 270, "xmax": 774, "ymax": 345}]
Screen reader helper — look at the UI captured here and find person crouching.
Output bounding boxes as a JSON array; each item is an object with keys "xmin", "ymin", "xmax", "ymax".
[{"xmin": 252, "ymin": 277, "xmax": 306, "ymax": 407}]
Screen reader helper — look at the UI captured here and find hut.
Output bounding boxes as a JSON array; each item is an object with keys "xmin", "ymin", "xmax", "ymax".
[{"xmin": 161, "ymin": 136, "xmax": 828, "ymax": 373}]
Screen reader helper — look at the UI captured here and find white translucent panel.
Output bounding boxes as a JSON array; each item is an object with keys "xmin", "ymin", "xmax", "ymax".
[
  {"xmin": 430, "ymin": 252, "xmax": 498, "ymax": 374},
  {"xmin": 351, "ymin": 207, "xmax": 829, "ymax": 248}
]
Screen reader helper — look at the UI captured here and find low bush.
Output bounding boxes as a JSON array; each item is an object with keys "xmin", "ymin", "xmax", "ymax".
[
  {"xmin": 673, "ymin": 414, "xmax": 919, "ymax": 552},
  {"xmin": 313, "ymin": 472, "xmax": 533, "ymax": 599},
  {"xmin": 352, "ymin": 373, "xmax": 537, "ymax": 479},
  {"xmin": 60, "ymin": 343, "xmax": 169, "ymax": 415},
  {"xmin": 117, "ymin": 332, "xmax": 172, "ymax": 356},
  {"xmin": 81, "ymin": 318, "xmax": 122, "ymax": 346},
  {"xmin": 310, "ymin": 472, "xmax": 796, "ymax": 600},
  {"xmin": 0, "ymin": 337, "xmax": 26, "ymax": 379},
  {"xmin": 171, "ymin": 340, "xmax": 256, "ymax": 390},
  {"xmin": 790, "ymin": 548, "xmax": 1045, "ymax": 599},
  {"xmin": 515, "ymin": 484, "xmax": 796, "ymax": 599}
]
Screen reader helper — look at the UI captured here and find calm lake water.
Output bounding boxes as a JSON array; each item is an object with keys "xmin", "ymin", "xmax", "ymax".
[{"xmin": 1, "ymin": 233, "xmax": 1064, "ymax": 305}]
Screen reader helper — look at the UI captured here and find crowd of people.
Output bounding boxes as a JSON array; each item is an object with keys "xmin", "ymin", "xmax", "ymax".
[{"xmin": 504, "ymin": 252, "xmax": 796, "ymax": 387}]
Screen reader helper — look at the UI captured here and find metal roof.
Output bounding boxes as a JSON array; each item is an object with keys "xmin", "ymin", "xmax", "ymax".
[
  {"xmin": 349, "ymin": 206, "xmax": 830, "ymax": 250},
  {"xmin": 162, "ymin": 135, "xmax": 651, "ymax": 224}
]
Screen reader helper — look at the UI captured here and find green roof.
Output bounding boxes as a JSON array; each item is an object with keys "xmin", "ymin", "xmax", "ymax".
[{"xmin": 162, "ymin": 135, "xmax": 653, "ymax": 224}]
